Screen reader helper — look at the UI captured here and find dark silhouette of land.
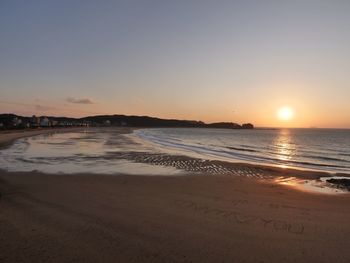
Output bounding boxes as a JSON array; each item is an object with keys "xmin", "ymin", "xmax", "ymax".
[{"xmin": 0, "ymin": 113, "xmax": 254, "ymax": 130}]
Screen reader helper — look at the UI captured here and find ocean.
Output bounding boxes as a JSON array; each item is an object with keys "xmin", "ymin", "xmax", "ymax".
[
  {"xmin": 0, "ymin": 128, "xmax": 349, "ymax": 176},
  {"xmin": 135, "ymin": 128, "xmax": 350, "ymax": 174}
]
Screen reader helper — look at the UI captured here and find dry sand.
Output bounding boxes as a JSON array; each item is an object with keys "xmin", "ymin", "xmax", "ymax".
[{"xmin": 0, "ymin": 129, "xmax": 349, "ymax": 263}]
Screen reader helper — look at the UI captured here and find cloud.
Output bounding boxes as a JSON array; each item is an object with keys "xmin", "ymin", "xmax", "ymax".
[{"xmin": 66, "ymin": 97, "xmax": 95, "ymax": 104}]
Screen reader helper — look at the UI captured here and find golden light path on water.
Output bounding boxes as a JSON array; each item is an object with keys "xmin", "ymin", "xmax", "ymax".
[
  {"xmin": 272, "ymin": 130, "xmax": 348, "ymax": 194},
  {"xmin": 274, "ymin": 129, "xmax": 294, "ymax": 162}
]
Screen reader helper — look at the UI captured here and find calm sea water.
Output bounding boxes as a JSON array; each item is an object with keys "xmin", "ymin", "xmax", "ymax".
[{"xmin": 135, "ymin": 128, "xmax": 350, "ymax": 174}]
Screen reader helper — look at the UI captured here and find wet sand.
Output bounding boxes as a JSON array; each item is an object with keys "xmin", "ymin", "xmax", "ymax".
[
  {"xmin": 0, "ymin": 129, "xmax": 350, "ymax": 262},
  {"xmin": 0, "ymin": 127, "xmax": 86, "ymax": 149}
]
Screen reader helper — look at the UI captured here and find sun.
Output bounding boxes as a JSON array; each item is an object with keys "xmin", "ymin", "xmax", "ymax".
[{"xmin": 277, "ymin": 106, "xmax": 294, "ymax": 121}]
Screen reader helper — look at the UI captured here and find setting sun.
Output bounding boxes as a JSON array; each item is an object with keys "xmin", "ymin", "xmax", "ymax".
[{"xmin": 277, "ymin": 106, "xmax": 294, "ymax": 121}]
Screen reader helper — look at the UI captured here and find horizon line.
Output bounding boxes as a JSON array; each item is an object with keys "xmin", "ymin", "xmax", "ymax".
[{"xmin": 1, "ymin": 112, "xmax": 349, "ymax": 130}]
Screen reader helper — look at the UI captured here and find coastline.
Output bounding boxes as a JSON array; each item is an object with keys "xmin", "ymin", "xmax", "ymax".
[
  {"xmin": 0, "ymin": 128, "xmax": 350, "ymax": 262},
  {"xmin": 1, "ymin": 127, "xmax": 349, "ymax": 184}
]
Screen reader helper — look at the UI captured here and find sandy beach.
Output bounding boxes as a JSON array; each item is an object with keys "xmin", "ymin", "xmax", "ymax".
[{"xmin": 0, "ymin": 129, "xmax": 350, "ymax": 263}]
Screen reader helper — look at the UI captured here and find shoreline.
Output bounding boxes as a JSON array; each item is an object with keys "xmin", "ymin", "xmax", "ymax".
[
  {"xmin": 0, "ymin": 127, "xmax": 88, "ymax": 149},
  {"xmin": 1, "ymin": 127, "xmax": 349, "ymax": 188},
  {"xmin": 132, "ymin": 128, "xmax": 350, "ymax": 178}
]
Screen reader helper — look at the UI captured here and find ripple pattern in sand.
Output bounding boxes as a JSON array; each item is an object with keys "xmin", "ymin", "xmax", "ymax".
[{"xmin": 106, "ymin": 152, "xmax": 269, "ymax": 178}]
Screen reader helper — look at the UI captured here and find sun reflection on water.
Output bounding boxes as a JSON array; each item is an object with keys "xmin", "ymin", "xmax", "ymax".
[{"xmin": 274, "ymin": 129, "xmax": 295, "ymax": 162}]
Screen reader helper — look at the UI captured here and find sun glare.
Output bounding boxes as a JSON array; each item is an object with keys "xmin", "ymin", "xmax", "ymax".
[{"xmin": 277, "ymin": 106, "xmax": 294, "ymax": 121}]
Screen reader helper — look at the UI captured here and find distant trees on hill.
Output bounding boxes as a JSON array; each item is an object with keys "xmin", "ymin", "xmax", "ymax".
[{"xmin": 0, "ymin": 114, "xmax": 254, "ymax": 130}]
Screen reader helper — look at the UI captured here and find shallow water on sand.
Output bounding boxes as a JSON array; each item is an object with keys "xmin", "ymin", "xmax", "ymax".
[{"xmin": 0, "ymin": 129, "xmax": 182, "ymax": 175}]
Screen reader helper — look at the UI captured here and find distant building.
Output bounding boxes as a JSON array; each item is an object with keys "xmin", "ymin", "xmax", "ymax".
[
  {"xmin": 104, "ymin": 120, "xmax": 111, "ymax": 126},
  {"xmin": 0, "ymin": 122, "xmax": 3, "ymax": 128},
  {"xmin": 51, "ymin": 120, "xmax": 59, "ymax": 126},
  {"xmin": 59, "ymin": 121, "xmax": 73, "ymax": 127},
  {"xmin": 40, "ymin": 117, "xmax": 50, "ymax": 127},
  {"xmin": 12, "ymin": 117, "xmax": 22, "ymax": 127},
  {"xmin": 31, "ymin": 115, "xmax": 40, "ymax": 127}
]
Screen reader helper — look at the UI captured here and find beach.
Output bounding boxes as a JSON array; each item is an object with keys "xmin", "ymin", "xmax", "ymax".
[{"xmin": 0, "ymin": 128, "xmax": 350, "ymax": 263}]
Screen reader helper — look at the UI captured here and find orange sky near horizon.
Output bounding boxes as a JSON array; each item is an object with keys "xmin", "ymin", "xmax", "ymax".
[{"xmin": 1, "ymin": 91, "xmax": 349, "ymax": 129}]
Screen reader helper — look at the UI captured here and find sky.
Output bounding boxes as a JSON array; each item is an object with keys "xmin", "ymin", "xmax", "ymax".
[{"xmin": 1, "ymin": 0, "xmax": 350, "ymax": 128}]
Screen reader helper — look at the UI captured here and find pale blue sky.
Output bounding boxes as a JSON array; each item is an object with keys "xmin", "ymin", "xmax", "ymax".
[{"xmin": 1, "ymin": 0, "xmax": 350, "ymax": 127}]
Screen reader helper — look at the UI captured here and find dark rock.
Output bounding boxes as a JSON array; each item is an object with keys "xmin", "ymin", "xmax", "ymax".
[{"xmin": 326, "ymin": 178, "xmax": 350, "ymax": 191}]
